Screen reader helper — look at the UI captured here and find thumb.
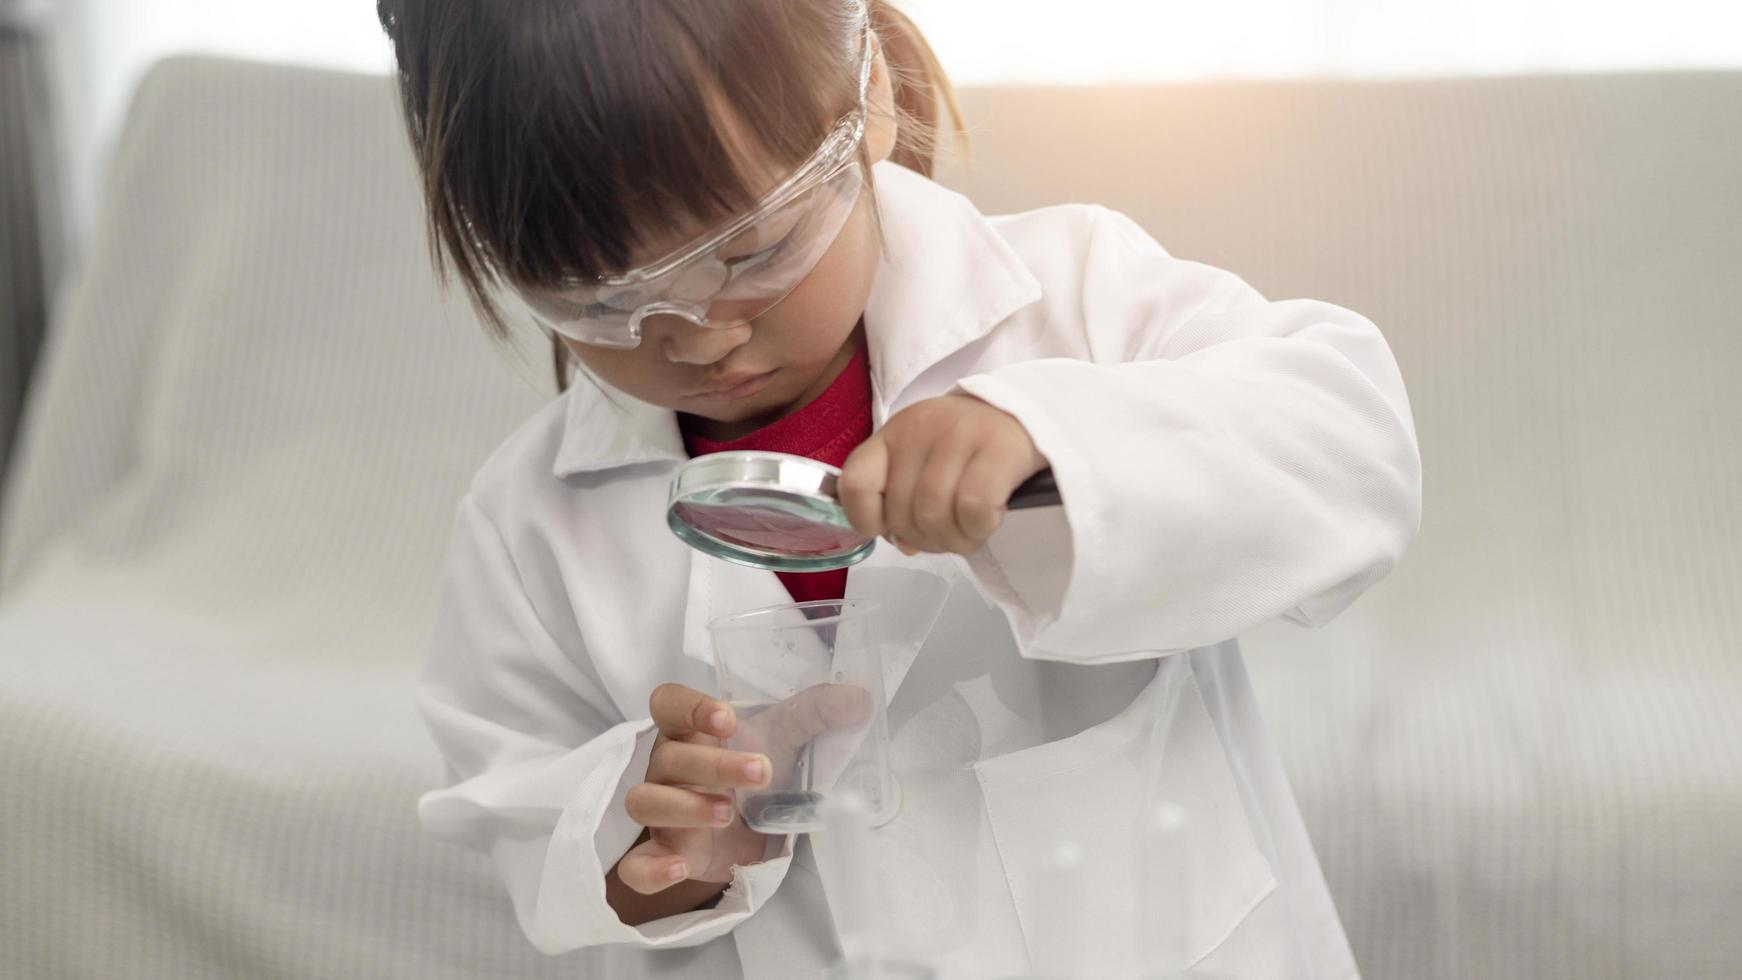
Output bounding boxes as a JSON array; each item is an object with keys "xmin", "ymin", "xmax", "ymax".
[
  {"xmin": 838, "ymin": 435, "xmax": 889, "ymax": 539},
  {"xmin": 777, "ymin": 682, "xmax": 874, "ymax": 746},
  {"xmin": 615, "ymin": 835, "xmax": 692, "ymax": 895}
]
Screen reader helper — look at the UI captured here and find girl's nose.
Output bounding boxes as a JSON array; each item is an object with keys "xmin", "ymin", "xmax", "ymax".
[{"xmin": 647, "ymin": 314, "xmax": 753, "ymax": 365}]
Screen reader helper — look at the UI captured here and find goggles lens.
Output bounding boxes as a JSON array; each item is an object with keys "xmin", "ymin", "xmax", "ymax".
[{"xmin": 524, "ymin": 158, "xmax": 865, "ymax": 348}]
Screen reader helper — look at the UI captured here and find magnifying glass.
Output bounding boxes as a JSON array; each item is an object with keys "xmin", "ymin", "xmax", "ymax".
[{"xmin": 667, "ymin": 450, "xmax": 1062, "ymax": 572}]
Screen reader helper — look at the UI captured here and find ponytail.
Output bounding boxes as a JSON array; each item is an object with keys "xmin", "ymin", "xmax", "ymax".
[{"xmin": 869, "ymin": 1, "xmax": 967, "ymax": 178}]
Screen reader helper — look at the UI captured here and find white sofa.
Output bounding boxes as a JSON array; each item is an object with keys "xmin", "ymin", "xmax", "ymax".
[{"xmin": 2, "ymin": 57, "xmax": 1737, "ymax": 979}]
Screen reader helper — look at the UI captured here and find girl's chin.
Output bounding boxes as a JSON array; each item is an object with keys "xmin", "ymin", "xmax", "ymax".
[
  {"xmin": 677, "ymin": 390, "xmax": 803, "ymax": 442},
  {"xmin": 681, "ymin": 392, "xmax": 768, "ymax": 420}
]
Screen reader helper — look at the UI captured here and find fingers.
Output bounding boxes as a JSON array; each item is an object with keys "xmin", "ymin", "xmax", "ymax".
[
  {"xmin": 954, "ymin": 445, "xmax": 1025, "ymax": 544},
  {"xmin": 648, "ymin": 739, "xmax": 772, "ymax": 791},
  {"xmin": 746, "ymin": 682, "xmax": 876, "ymax": 756},
  {"xmin": 879, "ymin": 431, "xmax": 931, "ymax": 554},
  {"xmin": 839, "ymin": 435, "xmax": 890, "ymax": 540},
  {"xmin": 845, "ymin": 395, "xmax": 1043, "ymax": 557},
  {"xmin": 625, "ymin": 782, "xmax": 736, "ymax": 830},
  {"xmin": 648, "ymin": 683, "xmax": 735, "ymax": 740},
  {"xmin": 880, "ymin": 417, "xmax": 991, "ymax": 556},
  {"xmin": 615, "ymin": 836, "xmax": 692, "ymax": 895},
  {"xmin": 902, "ymin": 426, "xmax": 980, "ymax": 555}
]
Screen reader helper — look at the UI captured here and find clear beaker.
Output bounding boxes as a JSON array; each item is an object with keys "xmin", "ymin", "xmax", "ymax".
[{"xmin": 708, "ymin": 598, "xmax": 896, "ymax": 834}]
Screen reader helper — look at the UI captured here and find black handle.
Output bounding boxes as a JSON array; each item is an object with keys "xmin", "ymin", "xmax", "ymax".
[{"xmin": 1007, "ymin": 468, "xmax": 1061, "ymax": 510}]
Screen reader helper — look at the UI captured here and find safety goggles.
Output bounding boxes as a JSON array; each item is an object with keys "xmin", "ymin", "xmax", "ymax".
[{"xmin": 519, "ymin": 17, "xmax": 876, "ymax": 349}]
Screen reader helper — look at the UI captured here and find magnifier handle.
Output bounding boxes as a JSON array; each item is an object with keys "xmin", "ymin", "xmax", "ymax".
[{"xmin": 1007, "ymin": 468, "xmax": 1061, "ymax": 510}]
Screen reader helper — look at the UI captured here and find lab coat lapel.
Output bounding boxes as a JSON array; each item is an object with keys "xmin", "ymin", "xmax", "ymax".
[
  {"xmin": 679, "ymin": 549, "xmax": 793, "ymax": 677},
  {"xmin": 860, "ymin": 161, "xmax": 1042, "ymax": 421},
  {"xmin": 841, "ymin": 542, "xmax": 955, "ymax": 705}
]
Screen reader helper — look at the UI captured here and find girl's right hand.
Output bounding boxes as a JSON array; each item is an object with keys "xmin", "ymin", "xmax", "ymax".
[{"xmin": 615, "ymin": 683, "xmax": 775, "ymax": 894}]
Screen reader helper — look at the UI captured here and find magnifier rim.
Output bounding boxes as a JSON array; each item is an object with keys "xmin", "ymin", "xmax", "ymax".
[
  {"xmin": 667, "ymin": 450, "xmax": 878, "ymax": 571},
  {"xmin": 670, "ymin": 450, "xmax": 843, "ymax": 498}
]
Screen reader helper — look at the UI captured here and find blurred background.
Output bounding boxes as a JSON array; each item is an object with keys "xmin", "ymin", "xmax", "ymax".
[
  {"xmin": 2, "ymin": 2, "xmax": 1738, "ymax": 979},
  {"xmin": 18, "ymin": 0, "xmax": 1742, "ymax": 255}
]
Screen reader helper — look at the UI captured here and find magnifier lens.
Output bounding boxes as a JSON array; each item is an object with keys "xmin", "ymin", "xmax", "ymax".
[
  {"xmin": 667, "ymin": 452, "xmax": 877, "ymax": 572},
  {"xmin": 672, "ymin": 488, "xmax": 863, "ymax": 556}
]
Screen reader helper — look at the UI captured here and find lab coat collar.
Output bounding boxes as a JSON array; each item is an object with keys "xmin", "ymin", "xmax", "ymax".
[{"xmin": 551, "ymin": 160, "xmax": 1043, "ymax": 478}]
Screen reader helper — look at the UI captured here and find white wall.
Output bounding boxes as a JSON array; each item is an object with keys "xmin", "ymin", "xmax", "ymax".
[{"xmin": 42, "ymin": 0, "xmax": 392, "ymax": 248}]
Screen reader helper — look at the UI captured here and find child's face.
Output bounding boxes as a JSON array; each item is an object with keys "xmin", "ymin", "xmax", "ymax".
[{"xmin": 562, "ymin": 48, "xmax": 897, "ymax": 441}]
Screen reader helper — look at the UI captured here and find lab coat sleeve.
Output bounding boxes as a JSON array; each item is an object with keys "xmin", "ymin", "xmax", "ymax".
[
  {"xmin": 414, "ymin": 494, "xmax": 795, "ymax": 953},
  {"xmin": 952, "ymin": 206, "xmax": 1422, "ymax": 662}
]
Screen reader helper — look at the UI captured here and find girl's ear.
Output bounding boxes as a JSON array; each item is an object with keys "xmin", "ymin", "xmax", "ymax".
[{"xmin": 864, "ymin": 34, "xmax": 899, "ymax": 166}]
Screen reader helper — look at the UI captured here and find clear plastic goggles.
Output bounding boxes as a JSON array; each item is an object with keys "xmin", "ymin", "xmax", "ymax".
[{"xmin": 521, "ymin": 17, "xmax": 875, "ymax": 349}]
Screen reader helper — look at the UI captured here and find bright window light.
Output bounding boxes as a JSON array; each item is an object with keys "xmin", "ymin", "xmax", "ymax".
[{"xmin": 905, "ymin": 0, "xmax": 1742, "ymax": 83}]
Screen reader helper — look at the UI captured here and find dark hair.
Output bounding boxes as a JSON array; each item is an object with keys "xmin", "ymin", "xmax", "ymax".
[{"xmin": 377, "ymin": 0, "xmax": 964, "ymax": 391}]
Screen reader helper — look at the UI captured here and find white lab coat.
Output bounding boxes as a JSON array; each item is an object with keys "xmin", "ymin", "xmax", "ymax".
[{"xmin": 415, "ymin": 160, "xmax": 1421, "ymax": 979}]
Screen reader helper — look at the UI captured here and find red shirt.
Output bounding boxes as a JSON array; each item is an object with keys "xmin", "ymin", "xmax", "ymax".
[{"xmin": 680, "ymin": 342, "xmax": 873, "ymax": 604}]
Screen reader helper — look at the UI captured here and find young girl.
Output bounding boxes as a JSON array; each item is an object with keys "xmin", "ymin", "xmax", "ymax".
[{"xmin": 381, "ymin": 1, "xmax": 1420, "ymax": 976}]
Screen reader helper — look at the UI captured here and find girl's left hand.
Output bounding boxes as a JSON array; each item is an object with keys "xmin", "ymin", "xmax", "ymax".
[{"xmin": 839, "ymin": 394, "xmax": 1049, "ymax": 557}]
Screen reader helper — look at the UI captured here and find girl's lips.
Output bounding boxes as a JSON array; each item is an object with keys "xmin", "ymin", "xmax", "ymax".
[{"xmin": 691, "ymin": 370, "xmax": 777, "ymax": 401}]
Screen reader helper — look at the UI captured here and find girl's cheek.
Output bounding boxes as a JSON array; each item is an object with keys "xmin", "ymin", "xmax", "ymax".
[
  {"xmin": 788, "ymin": 206, "xmax": 881, "ymax": 334},
  {"xmin": 571, "ymin": 345, "xmax": 677, "ymax": 405}
]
